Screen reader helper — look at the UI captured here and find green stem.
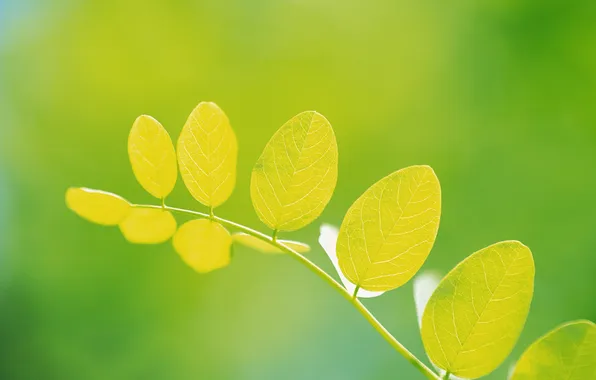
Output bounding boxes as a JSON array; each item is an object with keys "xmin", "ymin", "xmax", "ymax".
[
  {"xmin": 352, "ymin": 284, "xmax": 361, "ymax": 300},
  {"xmin": 442, "ymin": 372, "xmax": 451, "ymax": 380},
  {"xmin": 132, "ymin": 203, "xmax": 440, "ymax": 380}
]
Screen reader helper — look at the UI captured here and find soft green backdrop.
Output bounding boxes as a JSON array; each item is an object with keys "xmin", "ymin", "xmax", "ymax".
[{"xmin": 1, "ymin": 1, "xmax": 595, "ymax": 379}]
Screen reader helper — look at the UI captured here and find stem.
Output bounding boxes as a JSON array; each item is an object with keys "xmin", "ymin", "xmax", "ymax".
[
  {"xmin": 352, "ymin": 284, "xmax": 361, "ymax": 300},
  {"xmin": 132, "ymin": 203, "xmax": 440, "ymax": 380},
  {"xmin": 442, "ymin": 372, "xmax": 451, "ymax": 380}
]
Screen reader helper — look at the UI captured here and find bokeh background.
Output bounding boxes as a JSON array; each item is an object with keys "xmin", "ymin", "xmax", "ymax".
[{"xmin": 1, "ymin": 0, "xmax": 595, "ymax": 379}]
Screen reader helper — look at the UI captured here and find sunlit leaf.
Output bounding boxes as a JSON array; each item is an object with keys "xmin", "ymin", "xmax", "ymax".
[
  {"xmin": 177, "ymin": 102, "xmax": 238, "ymax": 208},
  {"xmin": 510, "ymin": 320, "xmax": 596, "ymax": 380},
  {"xmin": 119, "ymin": 208, "xmax": 177, "ymax": 244},
  {"xmin": 65, "ymin": 187, "xmax": 131, "ymax": 225},
  {"xmin": 232, "ymin": 232, "xmax": 310, "ymax": 254},
  {"xmin": 413, "ymin": 271, "xmax": 468, "ymax": 380},
  {"xmin": 319, "ymin": 224, "xmax": 384, "ymax": 298},
  {"xmin": 250, "ymin": 111, "xmax": 338, "ymax": 232},
  {"xmin": 421, "ymin": 241, "xmax": 535, "ymax": 379},
  {"xmin": 336, "ymin": 165, "xmax": 441, "ymax": 292},
  {"xmin": 128, "ymin": 115, "xmax": 177, "ymax": 199},
  {"xmin": 173, "ymin": 219, "xmax": 232, "ymax": 273}
]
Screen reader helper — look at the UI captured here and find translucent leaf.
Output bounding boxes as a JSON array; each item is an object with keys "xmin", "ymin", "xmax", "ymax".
[
  {"xmin": 250, "ymin": 111, "xmax": 338, "ymax": 232},
  {"xmin": 119, "ymin": 208, "xmax": 177, "ymax": 244},
  {"xmin": 510, "ymin": 320, "xmax": 596, "ymax": 380},
  {"xmin": 318, "ymin": 224, "xmax": 385, "ymax": 298},
  {"xmin": 232, "ymin": 233, "xmax": 310, "ymax": 254},
  {"xmin": 413, "ymin": 271, "xmax": 442, "ymax": 327},
  {"xmin": 173, "ymin": 219, "xmax": 232, "ymax": 273},
  {"xmin": 421, "ymin": 241, "xmax": 535, "ymax": 379},
  {"xmin": 413, "ymin": 271, "xmax": 468, "ymax": 380},
  {"xmin": 177, "ymin": 102, "xmax": 238, "ymax": 208},
  {"xmin": 65, "ymin": 187, "xmax": 131, "ymax": 225},
  {"xmin": 336, "ymin": 165, "xmax": 441, "ymax": 292},
  {"xmin": 128, "ymin": 115, "xmax": 177, "ymax": 199}
]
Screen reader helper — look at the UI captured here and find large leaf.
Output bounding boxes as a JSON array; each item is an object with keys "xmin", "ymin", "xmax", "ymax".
[
  {"xmin": 510, "ymin": 320, "xmax": 596, "ymax": 380},
  {"xmin": 119, "ymin": 208, "xmax": 177, "ymax": 244},
  {"xmin": 128, "ymin": 115, "xmax": 177, "ymax": 199},
  {"xmin": 173, "ymin": 219, "xmax": 232, "ymax": 273},
  {"xmin": 250, "ymin": 111, "xmax": 338, "ymax": 231},
  {"xmin": 178, "ymin": 102, "xmax": 238, "ymax": 208},
  {"xmin": 319, "ymin": 224, "xmax": 384, "ymax": 298},
  {"xmin": 336, "ymin": 165, "xmax": 441, "ymax": 291},
  {"xmin": 421, "ymin": 241, "xmax": 535, "ymax": 379},
  {"xmin": 232, "ymin": 233, "xmax": 310, "ymax": 254},
  {"xmin": 66, "ymin": 187, "xmax": 131, "ymax": 225}
]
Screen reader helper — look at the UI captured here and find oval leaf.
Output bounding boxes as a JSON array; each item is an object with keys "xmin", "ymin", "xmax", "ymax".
[
  {"xmin": 336, "ymin": 165, "xmax": 441, "ymax": 291},
  {"xmin": 510, "ymin": 320, "xmax": 596, "ymax": 380},
  {"xmin": 65, "ymin": 187, "xmax": 131, "ymax": 225},
  {"xmin": 250, "ymin": 111, "xmax": 338, "ymax": 231},
  {"xmin": 232, "ymin": 232, "xmax": 310, "ymax": 254},
  {"xmin": 119, "ymin": 208, "xmax": 177, "ymax": 244},
  {"xmin": 177, "ymin": 102, "xmax": 238, "ymax": 208},
  {"xmin": 173, "ymin": 219, "xmax": 232, "ymax": 273},
  {"xmin": 421, "ymin": 241, "xmax": 535, "ymax": 379},
  {"xmin": 128, "ymin": 115, "xmax": 177, "ymax": 199},
  {"xmin": 319, "ymin": 224, "xmax": 385, "ymax": 299}
]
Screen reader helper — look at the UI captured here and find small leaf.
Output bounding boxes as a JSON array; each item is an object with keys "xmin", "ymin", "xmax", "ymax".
[
  {"xmin": 119, "ymin": 208, "xmax": 177, "ymax": 244},
  {"xmin": 173, "ymin": 219, "xmax": 232, "ymax": 273},
  {"xmin": 232, "ymin": 233, "xmax": 310, "ymax": 254},
  {"xmin": 66, "ymin": 187, "xmax": 131, "ymax": 225},
  {"xmin": 250, "ymin": 111, "xmax": 338, "ymax": 231},
  {"xmin": 421, "ymin": 241, "xmax": 535, "ymax": 379},
  {"xmin": 177, "ymin": 102, "xmax": 238, "ymax": 208},
  {"xmin": 318, "ymin": 224, "xmax": 385, "ymax": 298},
  {"xmin": 128, "ymin": 115, "xmax": 177, "ymax": 199},
  {"xmin": 413, "ymin": 271, "xmax": 442, "ymax": 327},
  {"xmin": 336, "ymin": 165, "xmax": 441, "ymax": 292},
  {"xmin": 510, "ymin": 320, "xmax": 596, "ymax": 380}
]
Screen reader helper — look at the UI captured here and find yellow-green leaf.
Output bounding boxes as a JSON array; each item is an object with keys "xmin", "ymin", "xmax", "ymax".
[
  {"xmin": 232, "ymin": 232, "xmax": 310, "ymax": 254},
  {"xmin": 119, "ymin": 208, "xmax": 177, "ymax": 244},
  {"xmin": 336, "ymin": 165, "xmax": 441, "ymax": 291},
  {"xmin": 128, "ymin": 115, "xmax": 177, "ymax": 199},
  {"xmin": 177, "ymin": 102, "xmax": 238, "ymax": 208},
  {"xmin": 65, "ymin": 187, "xmax": 131, "ymax": 225},
  {"xmin": 511, "ymin": 320, "xmax": 596, "ymax": 380},
  {"xmin": 250, "ymin": 111, "xmax": 338, "ymax": 232},
  {"xmin": 173, "ymin": 219, "xmax": 232, "ymax": 273},
  {"xmin": 421, "ymin": 241, "xmax": 535, "ymax": 379}
]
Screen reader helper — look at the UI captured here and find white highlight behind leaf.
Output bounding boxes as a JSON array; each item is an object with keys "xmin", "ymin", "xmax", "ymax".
[{"xmin": 319, "ymin": 224, "xmax": 385, "ymax": 299}]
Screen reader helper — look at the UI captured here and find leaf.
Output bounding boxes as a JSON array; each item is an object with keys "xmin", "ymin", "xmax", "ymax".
[
  {"xmin": 421, "ymin": 241, "xmax": 535, "ymax": 379},
  {"xmin": 319, "ymin": 224, "xmax": 385, "ymax": 298},
  {"xmin": 250, "ymin": 111, "xmax": 338, "ymax": 232},
  {"xmin": 232, "ymin": 233, "xmax": 310, "ymax": 254},
  {"xmin": 119, "ymin": 208, "xmax": 177, "ymax": 244},
  {"xmin": 336, "ymin": 165, "xmax": 441, "ymax": 292},
  {"xmin": 65, "ymin": 187, "xmax": 131, "ymax": 225},
  {"xmin": 510, "ymin": 320, "xmax": 596, "ymax": 380},
  {"xmin": 128, "ymin": 115, "xmax": 177, "ymax": 199},
  {"xmin": 173, "ymin": 219, "xmax": 232, "ymax": 273},
  {"xmin": 177, "ymin": 102, "xmax": 238, "ymax": 208},
  {"xmin": 413, "ymin": 271, "xmax": 469, "ymax": 380},
  {"xmin": 413, "ymin": 271, "xmax": 442, "ymax": 327}
]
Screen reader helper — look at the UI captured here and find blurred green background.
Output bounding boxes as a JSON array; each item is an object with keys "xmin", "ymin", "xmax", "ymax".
[{"xmin": 1, "ymin": 0, "xmax": 595, "ymax": 379}]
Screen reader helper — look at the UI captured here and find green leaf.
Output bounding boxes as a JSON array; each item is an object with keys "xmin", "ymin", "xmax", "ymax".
[
  {"xmin": 177, "ymin": 102, "xmax": 238, "ymax": 208},
  {"xmin": 510, "ymin": 320, "xmax": 596, "ymax": 380},
  {"xmin": 336, "ymin": 165, "xmax": 441, "ymax": 291},
  {"xmin": 421, "ymin": 241, "xmax": 535, "ymax": 379},
  {"xmin": 173, "ymin": 219, "xmax": 232, "ymax": 273},
  {"xmin": 250, "ymin": 111, "xmax": 338, "ymax": 231},
  {"xmin": 65, "ymin": 187, "xmax": 131, "ymax": 225},
  {"xmin": 128, "ymin": 115, "xmax": 177, "ymax": 199},
  {"xmin": 232, "ymin": 232, "xmax": 310, "ymax": 254},
  {"xmin": 119, "ymin": 208, "xmax": 177, "ymax": 244}
]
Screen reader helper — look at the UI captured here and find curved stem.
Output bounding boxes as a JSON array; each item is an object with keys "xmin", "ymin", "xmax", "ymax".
[{"xmin": 133, "ymin": 203, "xmax": 440, "ymax": 380}]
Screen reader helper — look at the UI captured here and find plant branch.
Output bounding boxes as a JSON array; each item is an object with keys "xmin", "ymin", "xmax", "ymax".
[{"xmin": 133, "ymin": 203, "xmax": 440, "ymax": 380}]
